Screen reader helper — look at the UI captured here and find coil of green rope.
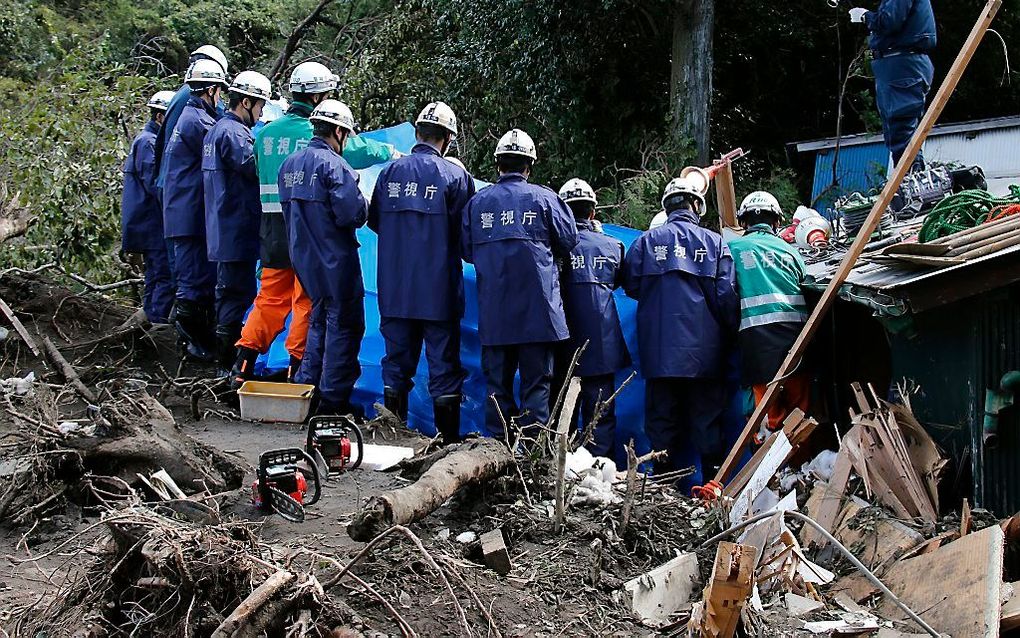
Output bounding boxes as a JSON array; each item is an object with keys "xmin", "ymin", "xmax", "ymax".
[{"xmin": 919, "ymin": 185, "xmax": 1020, "ymax": 243}]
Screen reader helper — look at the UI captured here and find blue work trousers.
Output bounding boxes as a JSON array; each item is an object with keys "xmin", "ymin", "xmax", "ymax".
[
  {"xmin": 380, "ymin": 317, "xmax": 465, "ymax": 398},
  {"xmin": 644, "ymin": 377, "xmax": 725, "ymax": 493},
  {"xmin": 142, "ymin": 247, "xmax": 174, "ymax": 324},
  {"xmin": 482, "ymin": 342, "xmax": 555, "ymax": 439},
  {"xmin": 172, "ymin": 236, "xmax": 216, "ymax": 303},
  {"xmin": 873, "ymin": 53, "xmax": 934, "ymax": 167},
  {"xmin": 215, "ymin": 261, "xmax": 257, "ymax": 327},
  {"xmin": 295, "ymin": 296, "xmax": 366, "ymax": 408}
]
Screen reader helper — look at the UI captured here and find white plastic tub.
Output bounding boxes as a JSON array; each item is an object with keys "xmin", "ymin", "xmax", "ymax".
[{"xmin": 238, "ymin": 381, "xmax": 315, "ymax": 423}]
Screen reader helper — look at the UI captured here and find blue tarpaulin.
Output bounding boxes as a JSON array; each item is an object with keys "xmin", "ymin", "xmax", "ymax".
[{"xmin": 253, "ymin": 122, "xmax": 750, "ymax": 478}]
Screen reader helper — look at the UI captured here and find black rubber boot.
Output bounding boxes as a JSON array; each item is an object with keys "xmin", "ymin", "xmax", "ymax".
[
  {"xmin": 174, "ymin": 300, "xmax": 213, "ymax": 362},
  {"xmin": 384, "ymin": 386, "xmax": 409, "ymax": 423},
  {"xmin": 215, "ymin": 323, "xmax": 242, "ymax": 374},
  {"xmin": 288, "ymin": 355, "xmax": 302, "ymax": 383},
  {"xmin": 230, "ymin": 346, "xmax": 259, "ymax": 391},
  {"xmin": 434, "ymin": 394, "xmax": 462, "ymax": 444}
]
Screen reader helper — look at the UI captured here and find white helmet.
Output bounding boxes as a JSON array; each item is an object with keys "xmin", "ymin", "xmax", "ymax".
[
  {"xmin": 185, "ymin": 58, "xmax": 229, "ymax": 88},
  {"xmin": 494, "ymin": 128, "xmax": 537, "ymax": 161},
  {"xmin": 649, "ymin": 210, "xmax": 668, "ymax": 230},
  {"xmin": 559, "ymin": 178, "xmax": 597, "ymax": 205},
  {"xmin": 191, "ymin": 45, "xmax": 228, "ymax": 73},
  {"xmin": 229, "ymin": 71, "xmax": 272, "ymax": 101},
  {"xmin": 310, "ymin": 99, "xmax": 355, "ymax": 132},
  {"xmin": 289, "ymin": 61, "xmax": 338, "ymax": 95},
  {"xmin": 146, "ymin": 90, "xmax": 176, "ymax": 111},
  {"xmin": 661, "ymin": 176, "xmax": 705, "ymax": 210},
  {"xmin": 416, "ymin": 102, "xmax": 458, "ymax": 135},
  {"xmin": 737, "ymin": 191, "xmax": 784, "ymax": 221},
  {"xmin": 445, "ymin": 156, "xmax": 467, "ymax": 171}
]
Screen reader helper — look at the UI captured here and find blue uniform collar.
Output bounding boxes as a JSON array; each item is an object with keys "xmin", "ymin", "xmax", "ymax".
[
  {"xmin": 497, "ymin": 172, "xmax": 528, "ymax": 184},
  {"xmin": 144, "ymin": 120, "xmax": 160, "ymax": 135},
  {"xmin": 411, "ymin": 143, "xmax": 441, "ymax": 157},
  {"xmin": 223, "ymin": 111, "xmax": 247, "ymax": 127},
  {"xmin": 666, "ymin": 208, "xmax": 700, "ymax": 226},
  {"xmin": 308, "ymin": 136, "xmax": 337, "ymax": 154},
  {"xmin": 288, "ymin": 101, "xmax": 314, "ymax": 118},
  {"xmin": 187, "ymin": 94, "xmax": 219, "ymax": 119}
]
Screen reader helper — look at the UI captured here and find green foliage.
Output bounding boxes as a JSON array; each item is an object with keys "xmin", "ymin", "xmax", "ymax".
[{"xmin": 0, "ymin": 40, "xmax": 155, "ymax": 281}]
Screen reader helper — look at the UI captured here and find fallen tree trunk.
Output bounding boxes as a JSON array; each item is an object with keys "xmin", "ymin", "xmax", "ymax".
[{"xmin": 348, "ymin": 438, "xmax": 514, "ymax": 541}]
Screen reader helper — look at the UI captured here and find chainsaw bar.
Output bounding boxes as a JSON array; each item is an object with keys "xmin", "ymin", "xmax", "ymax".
[{"xmin": 267, "ymin": 485, "xmax": 305, "ymax": 523}]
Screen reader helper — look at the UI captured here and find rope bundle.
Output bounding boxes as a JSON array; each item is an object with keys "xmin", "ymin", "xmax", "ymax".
[{"xmin": 918, "ymin": 185, "xmax": 1020, "ymax": 242}]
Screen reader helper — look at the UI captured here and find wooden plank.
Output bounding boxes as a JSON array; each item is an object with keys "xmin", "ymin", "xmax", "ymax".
[
  {"xmin": 715, "ymin": 160, "xmax": 738, "ymax": 229},
  {"xmin": 723, "ymin": 429, "xmax": 782, "ymax": 499},
  {"xmin": 624, "ymin": 552, "xmax": 700, "ymax": 628},
  {"xmin": 833, "ymin": 497, "xmax": 924, "ymax": 570},
  {"xmin": 875, "ymin": 524, "xmax": 1004, "ymax": 638},
  {"xmin": 802, "ymin": 447, "xmax": 852, "ymax": 548},
  {"xmin": 693, "ymin": 542, "xmax": 755, "ymax": 638},
  {"xmin": 0, "ymin": 294, "xmax": 40, "ymax": 357},
  {"xmin": 728, "ymin": 432, "xmax": 792, "ymax": 525},
  {"xmin": 713, "ymin": 0, "xmax": 1005, "ymax": 486},
  {"xmin": 961, "ymin": 499, "xmax": 973, "ymax": 537}
]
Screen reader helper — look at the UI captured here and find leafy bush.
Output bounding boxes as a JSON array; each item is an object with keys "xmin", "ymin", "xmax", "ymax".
[{"xmin": 0, "ymin": 40, "xmax": 159, "ymax": 281}]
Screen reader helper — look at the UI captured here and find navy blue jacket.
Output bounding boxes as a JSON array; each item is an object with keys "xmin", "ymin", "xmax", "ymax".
[
  {"xmin": 279, "ymin": 137, "xmax": 368, "ymax": 302},
  {"xmin": 622, "ymin": 209, "xmax": 739, "ymax": 379},
  {"xmin": 368, "ymin": 144, "xmax": 476, "ymax": 321},
  {"xmin": 866, "ymin": 0, "xmax": 936, "ymax": 53},
  {"xmin": 163, "ymin": 95, "xmax": 218, "ymax": 239},
  {"xmin": 561, "ymin": 220, "xmax": 631, "ymax": 377},
  {"xmin": 463, "ymin": 173, "xmax": 579, "ymax": 346},
  {"xmin": 121, "ymin": 120, "xmax": 164, "ymax": 252},
  {"xmin": 203, "ymin": 112, "xmax": 259, "ymax": 262}
]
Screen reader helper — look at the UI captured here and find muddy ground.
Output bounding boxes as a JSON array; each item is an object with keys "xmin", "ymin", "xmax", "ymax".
[{"xmin": 0, "ymin": 273, "xmax": 717, "ymax": 637}]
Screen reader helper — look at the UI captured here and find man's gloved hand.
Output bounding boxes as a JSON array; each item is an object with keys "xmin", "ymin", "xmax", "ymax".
[
  {"xmin": 119, "ymin": 250, "xmax": 144, "ymax": 270},
  {"xmin": 849, "ymin": 7, "xmax": 868, "ymax": 23}
]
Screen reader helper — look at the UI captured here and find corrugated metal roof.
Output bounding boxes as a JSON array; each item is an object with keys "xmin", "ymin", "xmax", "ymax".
[
  {"xmin": 810, "ymin": 143, "xmax": 889, "ymax": 213},
  {"xmin": 795, "ymin": 115, "xmax": 1020, "ymax": 153},
  {"xmin": 925, "ymin": 128, "xmax": 1020, "ymax": 196}
]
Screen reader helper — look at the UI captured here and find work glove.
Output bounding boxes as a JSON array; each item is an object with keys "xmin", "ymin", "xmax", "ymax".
[
  {"xmin": 849, "ymin": 7, "xmax": 868, "ymax": 23},
  {"xmin": 119, "ymin": 250, "xmax": 144, "ymax": 270}
]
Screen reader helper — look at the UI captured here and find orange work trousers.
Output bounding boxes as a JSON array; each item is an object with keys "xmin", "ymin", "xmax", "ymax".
[
  {"xmin": 236, "ymin": 267, "xmax": 312, "ymax": 359},
  {"xmin": 752, "ymin": 373, "xmax": 812, "ymax": 434}
]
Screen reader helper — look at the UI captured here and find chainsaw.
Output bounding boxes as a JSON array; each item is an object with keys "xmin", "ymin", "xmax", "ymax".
[
  {"xmin": 251, "ymin": 448, "xmax": 322, "ymax": 522},
  {"xmin": 306, "ymin": 415, "xmax": 364, "ymax": 478}
]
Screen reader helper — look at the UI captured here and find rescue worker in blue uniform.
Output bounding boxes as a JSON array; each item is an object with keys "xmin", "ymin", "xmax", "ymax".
[
  {"xmin": 556, "ymin": 178, "xmax": 630, "ymax": 457},
  {"xmin": 463, "ymin": 129, "xmax": 579, "ymax": 440},
  {"xmin": 279, "ymin": 100, "xmax": 369, "ymax": 416},
  {"xmin": 121, "ymin": 90, "xmax": 176, "ymax": 324},
  {"xmin": 202, "ymin": 71, "xmax": 273, "ymax": 371},
  {"xmin": 850, "ymin": 0, "xmax": 936, "ymax": 169},
  {"xmin": 163, "ymin": 59, "xmax": 229, "ymax": 361},
  {"xmin": 368, "ymin": 102, "xmax": 475, "ymax": 442},
  {"xmin": 622, "ymin": 176, "xmax": 739, "ymax": 490},
  {"xmin": 154, "ymin": 45, "xmax": 229, "ymax": 193}
]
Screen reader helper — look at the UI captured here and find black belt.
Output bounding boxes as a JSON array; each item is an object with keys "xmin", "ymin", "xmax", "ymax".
[{"xmin": 872, "ymin": 48, "xmax": 926, "ymax": 60}]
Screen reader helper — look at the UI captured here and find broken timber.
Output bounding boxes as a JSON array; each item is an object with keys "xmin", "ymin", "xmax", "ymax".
[
  {"xmin": 689, "ymin": 542, "xmax": 755, "ymax": 638},
  {"xmin": 715, "ymin": 0, "xmax": 1005, "ymax": 486},
  {"xmin": 348, "ymin": 437, "xmax": 514, "ymax": 541}
]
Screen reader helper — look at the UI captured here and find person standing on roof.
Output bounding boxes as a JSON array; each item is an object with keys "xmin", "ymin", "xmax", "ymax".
[
  {"xmin": 279, "ymin": 100, "xmax": 369, "ymax": 417},
  {"xmin": 121, "ymin": 90, "xmax": 176, "ymax": 325},
  {"xmin": 621, "ymin": 176, "xmax": 739, "ymax": 491},
  {"xmin": 729, "ymin": 192, "xmax": 811, "ymax": 446},
  {"xmin": 230, "ymin": 61, "xmax": 399, "ymax": 389},
  {"xmin": 154, "ymin": 45, "xmax": 229, "ymax": 192},
  {"xmin": 463, "ymin": 129, "xmax": 579, "ymax": 441},
  {"xmin": 202, "ymin": 71, "xmax": 273, "ymax": 372},
  {"xmin": 849, "ymin": 0, "xmax": 936, "ymax": 170},
  {"xmin": 556, "ymin": 178, "xmax": 630, "ymax": 457},
  {"xmin": 163, "ymin": 59, "xmax": 229, "ymax": 361},
  {"xmin": 367, "ymin": 102, "xmax": 475, "ymax": 443}
]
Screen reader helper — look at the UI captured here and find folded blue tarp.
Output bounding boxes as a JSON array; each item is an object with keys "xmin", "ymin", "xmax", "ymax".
[{"xmin": 255, "ymin": 122, "xmax": 750, "ymax": 479}]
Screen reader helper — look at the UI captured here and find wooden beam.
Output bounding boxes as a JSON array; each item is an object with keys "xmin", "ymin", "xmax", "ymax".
[
  {"xmin": 714, "ymin": 0, "xmax": 1004, "ymax": 485},
  {"xmin": 715, "ymin": 160, "xmax": 738, "ymax": 229}
]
